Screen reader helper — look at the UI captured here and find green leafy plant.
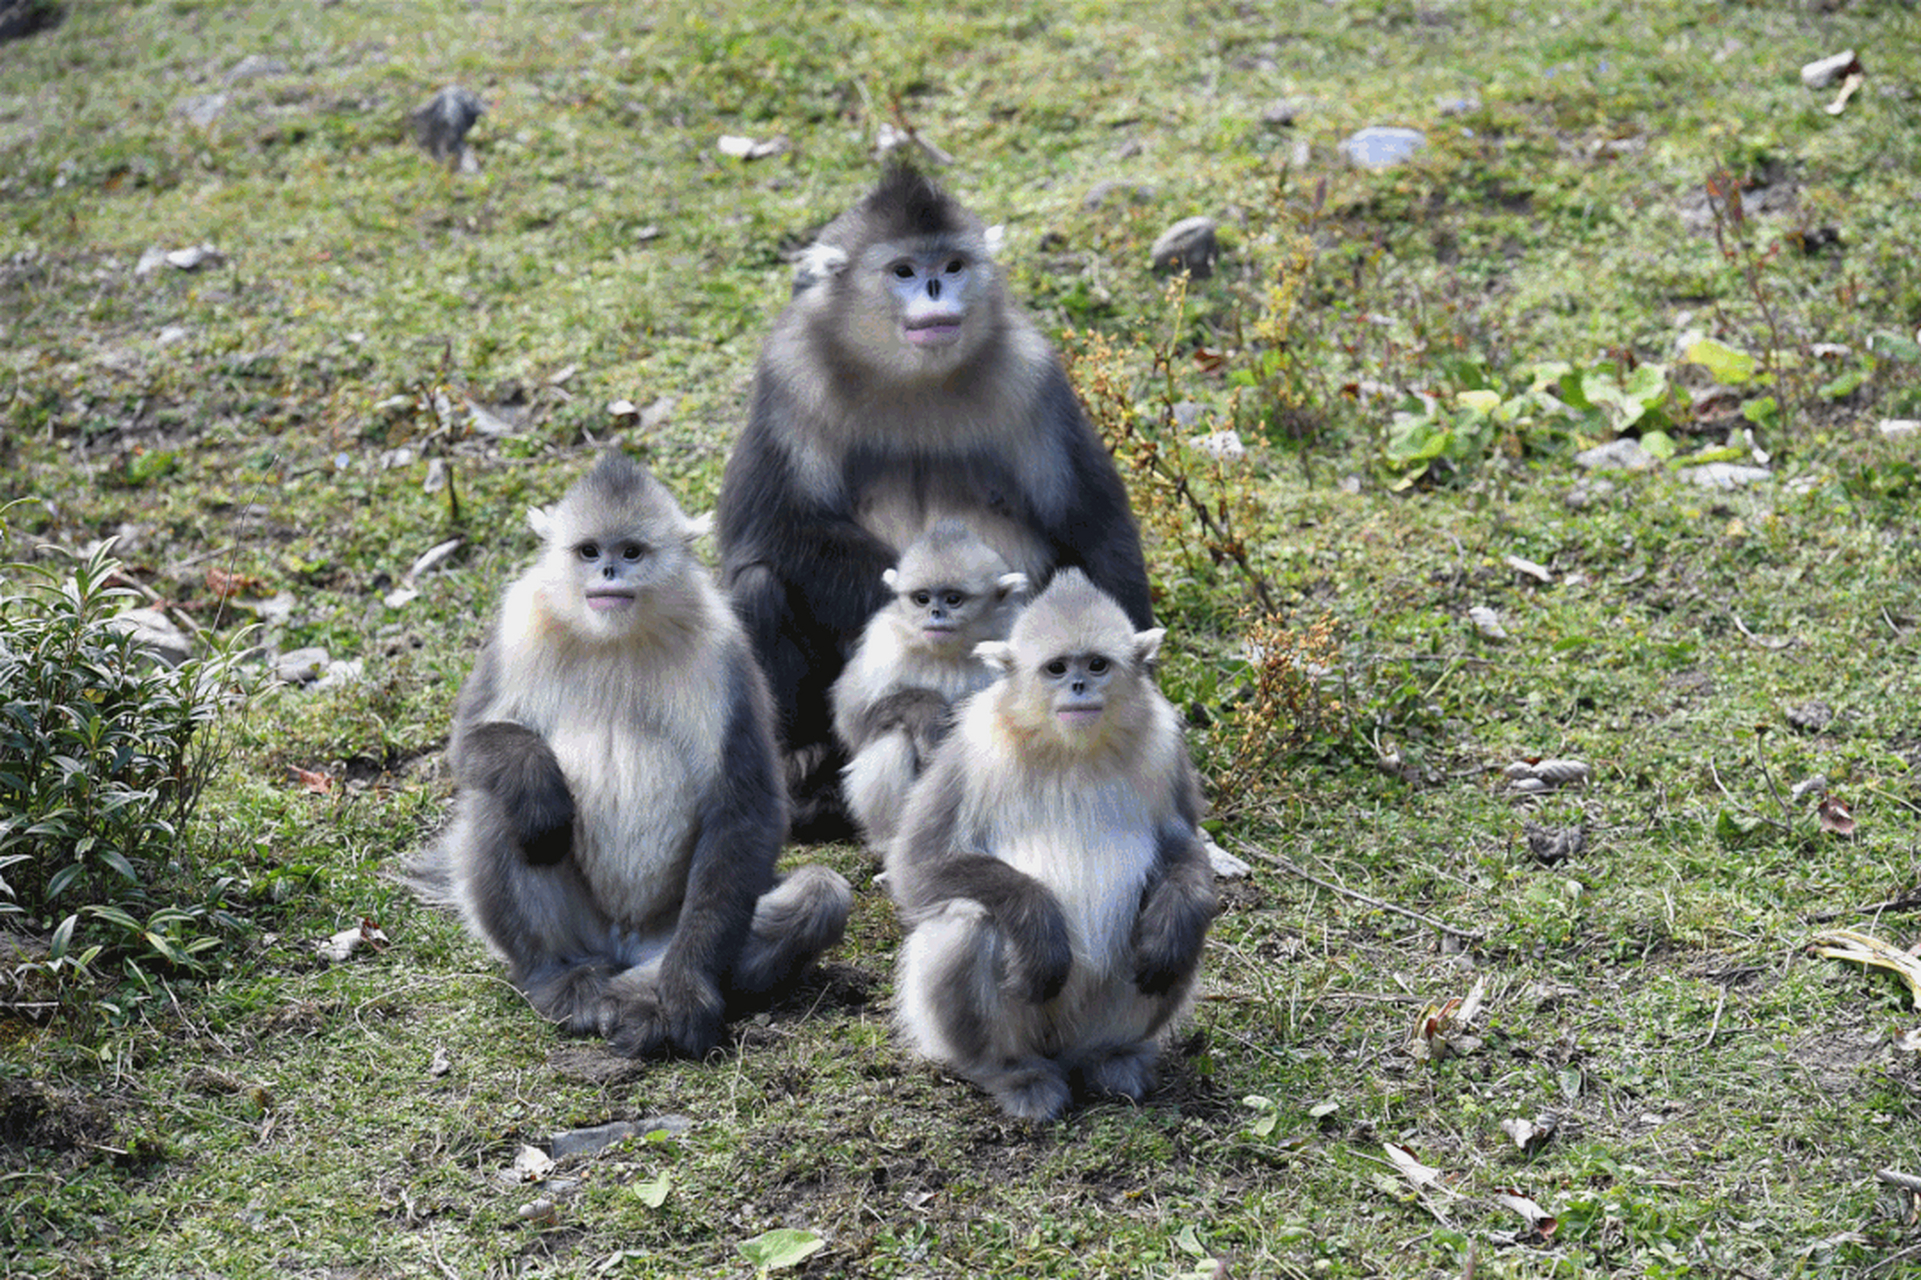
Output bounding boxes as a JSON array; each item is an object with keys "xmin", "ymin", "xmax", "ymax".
[{"xmin": 0, "ymin": 518, "xmax": 254, "ymax": 1017}]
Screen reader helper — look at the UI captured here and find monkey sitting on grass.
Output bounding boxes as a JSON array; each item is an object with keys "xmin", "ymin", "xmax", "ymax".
[
  {"xmin": 885, "ymin": 570, "xmax": 1217, "ymax": 1121},
  {"xmin": 409, "ymin": 451, "xmax": 852, "ymax": 1058}
]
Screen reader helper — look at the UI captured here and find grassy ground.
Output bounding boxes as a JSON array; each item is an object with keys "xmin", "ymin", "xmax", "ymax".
[{"xmin": 5, "ymin": 1, "xmax": 1921, "ymax": 1276}]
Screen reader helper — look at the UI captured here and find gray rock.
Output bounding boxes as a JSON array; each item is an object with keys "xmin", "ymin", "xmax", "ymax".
[
  {"xmin": 275, "ymin": 646, "xmax": 331, "ymax": 684},
  {"xmin": 1680, "ymin": 462, "xmax": 1770, "ymax": 490},
  {"xmin": 177, "ymin": 93, "xmax": 231, "ymax": 128},
  {"xmin": 1084, "ymin": 179, "xmax": 1157, "ymax": 210},
  {"xmin": 1339, "ymin": 126, "xmax": 1426, "ymax": 170},
  {"xmin": 225, "ymin": 55, "xmax": 289, "ymax": 85},
  {"xmin": 1574, "ymin": 438, "xmax": 1657, "ymax": 471},
  {"xmin": 411, "ymin": 86, "xmax": 484, "ymax": 169},
  {"xmin": 1150, "ymin": 216, "xmax": 1219, "ymax": 278},
  {"xmin": 107, "ymin": 607, "xmax": 193, "ymax": 668}
]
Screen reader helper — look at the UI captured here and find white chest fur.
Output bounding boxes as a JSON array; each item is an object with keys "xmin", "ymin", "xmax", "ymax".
[{"xmin": 479, "ymin": 585, "xmax": 732, "ymax": 930}]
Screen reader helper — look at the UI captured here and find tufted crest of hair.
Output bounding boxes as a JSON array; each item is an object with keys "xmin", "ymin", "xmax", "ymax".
[
  {"xmin": 859, "ymin": 164, "xmax": 982, "ymax": 241},
  {"xmin": 894, "ymin": 519, "xmax": 1012, "ymax": 594}
]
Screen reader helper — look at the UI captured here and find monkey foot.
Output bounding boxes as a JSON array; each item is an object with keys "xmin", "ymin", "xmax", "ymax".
[
  {"xmin": 987, "ymin": 1062, "xmax": 1071, "ymax": 1122},
  {"xmin": 1076, "ymin": 1043, "xmax": 1159, "ymax": 1101}
]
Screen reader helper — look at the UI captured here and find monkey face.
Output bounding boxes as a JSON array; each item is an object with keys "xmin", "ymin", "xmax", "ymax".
[
  {"xmin": 885, "ymin": 249, "xmax": 976, "ymax": 350},
  {"xmin": 1038, "ymin": 651, "xmax": 1116, "ymax": 731},
  {"xmin": 900, "ymin": 582, "xmax": 988, "ymax": 653}
]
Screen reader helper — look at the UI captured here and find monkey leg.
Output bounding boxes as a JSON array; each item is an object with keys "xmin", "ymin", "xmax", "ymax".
[
  {"xmin": 842, "ymin": 734, "xmax": 918, "ymax": 851},
  {"xmin": 601, "ymin": 956, "xmax": 721, "ymax": 1060},
  {"xmin": 732, "ymin": 864, "xmax": 854, "ymax": 998},
  {"xmin": 444, "ymin": 798, "xmax": 633, "ymax": 1035},
  {"xmin": 896, "ymin": 901, "xmax": 1071, "ymax": 1122}
]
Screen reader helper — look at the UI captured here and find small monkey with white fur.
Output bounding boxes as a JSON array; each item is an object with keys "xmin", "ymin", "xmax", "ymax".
[
  {"xmin": 885, "ymin": 569, "xmax": 1216, "ymax": 1121},
  {"xmin": 410, "ymin": 451, "xmax": 851, "ymax": 1058},
  {"xmin": 830, "ymin": 520, "xmax": 1028, "ymax": 851}
]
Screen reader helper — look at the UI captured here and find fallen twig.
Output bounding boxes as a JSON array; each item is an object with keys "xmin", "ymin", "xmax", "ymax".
[{"xmin": 1234, "ymin": 839, "xmax": 1483, "ymax": 943}]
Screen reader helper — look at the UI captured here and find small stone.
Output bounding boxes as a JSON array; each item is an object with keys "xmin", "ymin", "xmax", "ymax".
[
  {"xmin": 1150, "ymin": 216, "xmax": 1219, "ymax": 278},
  {"xmin": 412, "ymin": 86, "xmax": 484, "ymax": 169},
  {"xmin": 107, "ymin": 607, "xmax": 193, "ymax": 668},
  {"xmin": 1339, "ymin": 126, "xmax": 1426, "ymax": 170},
  {"xmin": 1575, "ymin": 438, "xmax": 1657, "ymax": 471},
  {"xmin": 178, "ymin": 93, "xmax": 231, "ymax": 128},
  {"xmin": 1679, "ymin": 462, "xmax": 1770, "ymax": 490},
  {"xmin": 275, "ymin": 646, "xmax": 331, "ymax": 685},
  {"xmin": 225, "ymin": 54, "xmax": 289, "ymax": 85}
]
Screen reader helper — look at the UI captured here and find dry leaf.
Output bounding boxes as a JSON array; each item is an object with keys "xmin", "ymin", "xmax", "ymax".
[
  {"xmin": 1809, "ymin": 928, "xmax": 1921, "ymax": 1007},
  {"xmin": 1817, "ymin": 794, "xmax": 1856, "ymax": 837},
  {"xmin": 290, "ymin": 766, "xmax": 334, "ymax": 794},
  {"xmin": 1384, "ymin": 1142, "xmax": 1444, "ymax": 1190},
  {"xmin": 1501, "ymin": 1113, "xmax": 1559, "ymax": 1155},
  {"xmin": 513, "ymin": 1145, "xmax": 556, "ymax": 1182},
  {"xmin": 316, "ymin": 917, "xmax": 388, "ymax": 962},
  {"xmin": 1492, "ymin": 1187, "xmax": 1558, "ymax": 1238}
]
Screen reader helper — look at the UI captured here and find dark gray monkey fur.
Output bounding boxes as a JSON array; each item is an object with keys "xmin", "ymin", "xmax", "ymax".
[{"xmin": 409, "ymin": 451, "xmax": 851, "ymax": 1058}]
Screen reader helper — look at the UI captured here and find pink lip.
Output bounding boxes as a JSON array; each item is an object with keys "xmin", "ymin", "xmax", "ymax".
[
  {"xmin": 1056, "ymin": 706, "xmax": 1103, "ymax": 726},
  {"xmin": 904, "ymin": 322, "xmax": 962, "ymax": 347},
  {"xmin": 586, "ymin": 592, "xmax": 635, "ymax": 612}
]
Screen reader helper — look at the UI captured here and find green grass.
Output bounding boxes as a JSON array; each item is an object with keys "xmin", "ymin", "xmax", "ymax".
[{"xmin": 5, "ymin": 1, "xmax": 1921, "ymax": 1276}]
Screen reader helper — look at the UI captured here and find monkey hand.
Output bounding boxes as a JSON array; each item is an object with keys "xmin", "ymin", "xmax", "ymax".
[
  {"xmin": 464, "ymin": 722, "xmax": 577, "ymax": 865},
  {"xmin": 1000, "ymin": 895, "xmax": 1073, "ymax": 1005},
  {"xmin": 1131, "ymin": 881, "xmax": 1214, "ymax": 996},
  {"xmin": 867, "ymin": 688, "xmax": 952, "ymax": 763},
  {"xmin": 605, "ymin": 968, "xmax": 725, "ymax": 1060}
]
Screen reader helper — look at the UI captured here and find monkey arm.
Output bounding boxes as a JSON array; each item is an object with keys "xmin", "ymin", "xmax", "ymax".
[
  {"xmin": 653, "ymin": 650, "xmax": 786, "ymax": 1054},
  {"xmin": 1131, "ymin": 818, "xmax": 1218, "ymax": 995},
  {"xmin": 854, "ymin": 687, "xmax": 952, "ymax": 761},
  {"xmin": 893, "ymin": 752, "xmax": 1072, "ymax": 1003},
  {"xmin": 1035, "ymin": 368, "xmax": 1157, "ymax": 630},
  {"xmin": 456, "ymin": 721, "xmax": 575, "ymax": 866}
]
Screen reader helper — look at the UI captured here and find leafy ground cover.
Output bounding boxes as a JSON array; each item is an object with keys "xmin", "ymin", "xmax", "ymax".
[{"xmin": 4, "ymin": 1, "xmax": 1920, "ymax": 1276}]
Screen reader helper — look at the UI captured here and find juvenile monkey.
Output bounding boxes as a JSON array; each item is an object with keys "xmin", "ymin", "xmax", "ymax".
[
  {"xmin": 830, "ymin": 520, "xmax": 1028, "ymax": 850},
  {"xmin": 411, "ymin": 452, "xmax": 851, "ymax": 1058},
  {"xmin": 885, "ymin": 570, "xmax": 1216, "ymax": 1121},
  {"xmin": 717, "ymin": 165, "xmax": 1153, "ymax": 835}
]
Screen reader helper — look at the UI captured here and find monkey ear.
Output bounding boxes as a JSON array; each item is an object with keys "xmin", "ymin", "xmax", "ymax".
[
  {"xmin": 882, "ymin": 567, "xmax": 901, "ymax": 592},
  {"xmin": 793, "ymin": 242, "xmax": 850, "ymax": 291},
  {"xmin": 996, "ymin": 572, "xmax": 1029, "ymax": 601},
  {"xmin": 984, "ymin": 224, "xmax": 1006, "ymax": 258},
  {"xmin": 526, "ymin": 506, "xmax": 552, "ymax": 541},
  {"xmin": 1133, "ymin": 628, "xmax": 1167, "ymax": 668},
  {"xmin": 974, "ymin": 641, "xmax": 1016, "ymax": 673},
  {"xmin": 682, "ymin": 511, "xmax": 715, "ymax": 544}
]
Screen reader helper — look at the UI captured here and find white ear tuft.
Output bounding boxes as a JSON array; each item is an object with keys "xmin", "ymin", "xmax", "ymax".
[
  {"xmin": 793, "ymin": 242, "xmax": 849, "ymax": 290},
  {"xmin": 526, "ymin": 506, "xmax": 552, "ymax": 540},
  {"xmin": 1134, "ymin": 627, "xmax": 1166, "ymax": 667},
  {"xmin": 974, "ymin": 640, "xmax": 1016, "ymax": 673},
  {"xmin": 882, "ymin": 567, "xmax": 901, "ymax": 591},
  {"xmin": 683, "ymin": 510, "xmax": 715, "ymax": 544},
  {"xmin": 996, "ymin": 572, "xmax": 1030, "ymax": 601},
  {"xmin": 984, "ymin": 224, "xmax": 1006, "ymax": 258}
]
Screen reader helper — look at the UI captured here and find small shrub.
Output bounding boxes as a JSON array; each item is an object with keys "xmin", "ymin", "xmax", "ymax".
[{"xmin": 0, "ymin": 516, "xmax": 252, "ymax": 1018}]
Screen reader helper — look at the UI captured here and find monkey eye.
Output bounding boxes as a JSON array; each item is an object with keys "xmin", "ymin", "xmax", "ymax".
[
  {"xmin": 576, "ymin": 542, "xmax": 600, "ymax": 561},
  {"xmin": 944, "ymin": 258, "xmax": 965, "ymax": 274},
  {"xmin": 911, "ymin": 591, "xmax": 932, "ymax": 606},
  {"xmin": 891, "ymin": 262, "xmax": 916, "ymax": 280},
  {"xmin": 944, "ymin": 592, "xmax": 965, "ymax": 608},
  {"xmin": 620, "ymin": 543, "xmax": 646, "ymax": 561},
  {"xmin": 1088, "ymin": 656, "xmax": 1111, "ymax": 674},
  {"xmin": 1045, "ymin": 659, "xmax": 1069, "ymax": 677}
]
